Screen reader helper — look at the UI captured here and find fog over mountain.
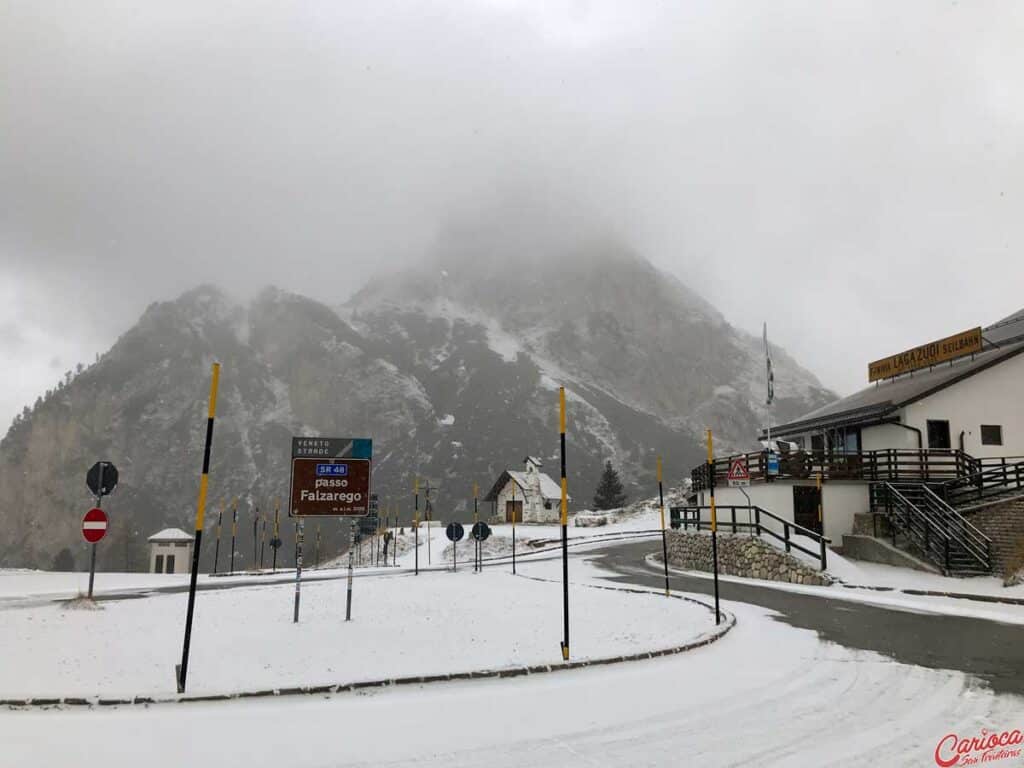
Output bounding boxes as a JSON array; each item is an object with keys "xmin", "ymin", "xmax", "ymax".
[
  {"xmin": 0, "ymin": 217, "xmax": 832, "ymax": 570},
  {"xmin": 4, "ymin": 1, "xmax": 1024, "ymax": 433}
]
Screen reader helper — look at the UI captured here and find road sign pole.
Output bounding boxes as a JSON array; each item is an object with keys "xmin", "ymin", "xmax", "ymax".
[
  {"xmin": 707, "ymin": 429, "xmax": 721, "ymax": 626},
  {"xmin": 87, "ymin": 463, "xmax": 104, "ymax": 599},
  {"xmin": 346, "ymin": 521, "xmax": 355, "ymax": 620},
  {"xmin": 212, "ymin": 504, "xmax": 223, "ymax": 575},
  {"xmin": 177, "ymin": 362, "xmax": 220, "ymax": 694},
  {"xmin": 260, "ymin": 516, "xmax": 266, "ymax": 570},
  {"xmin": 229, "ymin": 498, "xmax": 237, "ymax": 575},
  {"xmin": 473, "ymin": 485, "xmax": 479, "ymax": 573},
  {"xmin": 87, "ymin": 542, "xmax": 98, "ymax": 598},
  {"xmin": 559, "ymin": 387, "xmax": 570, "ymax": 662},
  {"xmin": 658, "ymin": 456, "xmax": 670, "ymax": 597},
  {"xmin": 252, "ymin": 504, "xmax": 259, "ymax": 570},
  {"xmin": 426, "ymin": 485, "xmax": 432, "ymax": 566},
  {"xmin": 293, "ymin": 518, "xmax": 304, "ymax": 623},
  {"xmin": 414, "ymin": 479, "xmax": 420, "ymax": 575}
]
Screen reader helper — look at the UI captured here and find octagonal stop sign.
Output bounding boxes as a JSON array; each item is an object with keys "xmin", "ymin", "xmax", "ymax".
[{"xmin": 82, "ymin": 508, "xmax": 108, "ymax": 544}]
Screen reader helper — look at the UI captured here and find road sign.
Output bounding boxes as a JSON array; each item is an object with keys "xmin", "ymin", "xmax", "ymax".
[
  {"xmin": 82, "ymin": 508, "xmax": 108, "ymax": 543},
  {"xmin": 471, "ymin": 521, "xmax": 491, "ymax": 541},
  {"xmin": 289, "ymin": 437, "xmax": 372, "ymax": 517},
  {"xmin": 767, "ymin": 452, "xmax": 780, "ymax": 476},
  {"xmin": 727, "ymin": 457, "xmax": 750, "ymax": 487},
  {"xmin": 86, "ymin": 461, "xmax": 118, "ymax": 497},
  {"xmin": 446, "ymin": 522, "xmax": 465, "ymax": 542}
]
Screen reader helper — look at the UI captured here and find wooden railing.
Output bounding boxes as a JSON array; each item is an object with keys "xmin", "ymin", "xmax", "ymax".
[
  {"xmin": 939, "ymin": 457, "xmax": 1024, "ymax": 506},
  {"xmin": 669, "ymin": 504, "xmax": 831, "ymax": 571},
  {"xmin": 691, "ymin": 449, "xmax": 974, "ymax": 491}
]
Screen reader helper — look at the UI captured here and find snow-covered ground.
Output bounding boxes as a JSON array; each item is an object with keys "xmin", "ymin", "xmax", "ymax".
[
  {"xmin": 1, "ymin": 569, "xmax": 713, "ymax": 699},
  {"xmin": 2, "ymin": 598, "xmax": 1018, "ymax": 768}
]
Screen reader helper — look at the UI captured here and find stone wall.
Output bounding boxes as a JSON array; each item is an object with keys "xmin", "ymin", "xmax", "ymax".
[
  {"xmin": 665, "ymin": 531, "xmax": 834, "ymax": 586},
  {"xmin": 962, "ymin": 495, "xmax": 1024, "ymax": 575}
]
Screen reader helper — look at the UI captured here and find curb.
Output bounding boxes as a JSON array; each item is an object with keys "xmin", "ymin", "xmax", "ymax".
[
  {"xmin": 648, "ymin": 553, "xmax": 1024, "ymax": 607},
  {"xmin": 3, "ymin": 578, "xmax": 734, "ymax": 710}
]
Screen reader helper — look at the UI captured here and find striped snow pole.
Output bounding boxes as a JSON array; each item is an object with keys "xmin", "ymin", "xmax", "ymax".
[
  {"xmin": 177, "ymin": 361, "xmax": 221, "ymax": 693},
  {"xmin": 559, "ymin": 387, "xmax": 570, "ymax": 661},
  {"xmin": 658, "ymin": 456, "xmax": 670, "ymax": 596}
]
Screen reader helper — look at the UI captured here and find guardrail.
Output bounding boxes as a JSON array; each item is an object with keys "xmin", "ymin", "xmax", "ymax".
[
  {"xmin": 690, "ymin": 448, "xmax": 978, "ymax": 491},
  {"xmin": 668, "ymin": 504, "xmax": 831, "ymax": 571}
]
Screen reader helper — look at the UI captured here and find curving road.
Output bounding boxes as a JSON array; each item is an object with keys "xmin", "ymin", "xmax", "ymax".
[{"xmin": 589, "ymin": 541, "xmax": 1024, "ymax": 696}]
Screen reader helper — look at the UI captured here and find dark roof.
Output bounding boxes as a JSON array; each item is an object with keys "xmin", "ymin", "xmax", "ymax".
[
  {"xmin": 767, "ymin": 311, "xmax": 1024, "ymax": 438},
  {"xmin": 482, "ymin": 471, "xmax": 525, "ymax": 502}
]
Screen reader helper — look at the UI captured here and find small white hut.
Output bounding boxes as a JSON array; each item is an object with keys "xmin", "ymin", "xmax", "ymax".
[
  {"xmin": 483, "ymin": 456, "xmax": 569, "ymax": 524},
  {"xmin": 148, "ymin": 528, "xmax": 194, "ymax": 574}
]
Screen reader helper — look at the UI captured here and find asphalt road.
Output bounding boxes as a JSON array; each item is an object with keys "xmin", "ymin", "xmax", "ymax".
[{"xmin": 590, "ymin": 541, "xmax": 1024, "ymax": 696}]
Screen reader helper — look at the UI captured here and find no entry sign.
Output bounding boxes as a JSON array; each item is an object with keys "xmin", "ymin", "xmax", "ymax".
[
  {"xmin": 289, "ymin": 437, "xmax": 372, "ymax": 517},
  {"xmin": 82, "ymin": 508, "xmax": 108, "ymax": 543}
]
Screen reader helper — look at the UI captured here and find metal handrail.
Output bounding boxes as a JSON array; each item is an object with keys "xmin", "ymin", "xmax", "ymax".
[
  {"xmin": 670, "ymin": 504, "xmax": 831, "ymax": 571},
  {"xmin": 877, "ymin": 482, "xmax": 990, "ymax": 573}
]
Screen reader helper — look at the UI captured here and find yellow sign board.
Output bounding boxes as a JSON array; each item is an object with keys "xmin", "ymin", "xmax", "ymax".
[{"xmin": 868, "ymin": 327, "xmax": 983, "ymax": 382}]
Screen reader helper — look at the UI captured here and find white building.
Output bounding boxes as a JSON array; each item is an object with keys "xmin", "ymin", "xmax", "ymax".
[
  {"xmin": 483, "ymin": 456, "xmax": 568, "ymax": 524},
  {"xmin": 148, "ymin": 528, "xmax": 194, "ymax": 574},
  {"xmin": 687, "ymin": 309, "xmax": 1024, "ymax": 573}
]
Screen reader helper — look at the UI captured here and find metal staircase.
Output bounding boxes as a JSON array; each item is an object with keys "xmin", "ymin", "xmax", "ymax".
[{"xmin": 869, "ymin": 482, "xmax": 992, "ymax": 575}]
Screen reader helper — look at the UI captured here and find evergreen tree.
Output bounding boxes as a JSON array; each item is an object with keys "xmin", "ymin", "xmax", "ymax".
[{"xmin": 593, "ymin": 460, "xmax": 627, "ymax": 510}]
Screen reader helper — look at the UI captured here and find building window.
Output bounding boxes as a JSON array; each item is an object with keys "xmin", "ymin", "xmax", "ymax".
[
  {"xmin": 544, "ymin": 501, "xmax": 552, "ymax": 510},
  {"xmin": 155, "ymin": 554, "xmax": 164, "ymax": 573},
  {"xmin": 981, "ymin": 425, "xmax": 1003, "ymax": 446}
]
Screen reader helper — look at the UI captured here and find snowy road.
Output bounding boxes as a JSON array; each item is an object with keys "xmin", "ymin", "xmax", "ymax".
[
  {"xmin": 3, "ymin": 598, "xmax": 1019, "ymax": 768},
  {"xmin": 4, "ymin": 540, "xmax": 1023, "ymax": 767},
  {"xmin": 592, "ymin": 541, "xmax": 1024, "ymax": 696}
]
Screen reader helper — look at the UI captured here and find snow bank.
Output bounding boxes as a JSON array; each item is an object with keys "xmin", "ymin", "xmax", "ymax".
[{"xmin": 2, "ymin": 571, "xmax": 712, "ymax": 699}]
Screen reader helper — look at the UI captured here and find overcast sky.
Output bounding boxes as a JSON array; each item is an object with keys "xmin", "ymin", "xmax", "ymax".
[{"xmin": 2, "ymin": 0, "xmax": 1023, "ymax": 428}]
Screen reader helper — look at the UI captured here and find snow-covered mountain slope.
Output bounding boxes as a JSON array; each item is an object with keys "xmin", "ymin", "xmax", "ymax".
[{"xmin": 0, "ymin": 247, "xmax": 832, "ymax": 570}]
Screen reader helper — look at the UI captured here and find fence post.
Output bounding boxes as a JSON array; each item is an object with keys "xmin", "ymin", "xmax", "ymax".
[
  {"xmin": 731, "ymin": 507, "xmax": 737, "ymax": 534},
  {"xmin": 819, "ymin": 536, "xmax": 827, "ymax": 572},
  {"xmin": 784, "ymin": 523, "xmax": 791, "ymax": 553},
  {"xmin": 755, "ymin": 506, "xmax": 761, "ymax": 537}
]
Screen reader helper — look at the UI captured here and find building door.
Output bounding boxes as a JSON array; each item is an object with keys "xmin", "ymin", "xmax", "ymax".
[
  {"xmin": 154, "ymin": 554, "xmax": 164, "ymax": 574},
  {"xmin": 927, "ymin": 420, "xmax": 951, "ymax": 450},
  {"xmin": 165, "ymin": 554, "xmax": 176, "ymax": 573},
  {"xmin": 792, "ymin": 486, "xmax": 822, "ymax": 534},
  {"xmin": 505, "ymin": 500, "xmax": 523, "ymax": 523}
]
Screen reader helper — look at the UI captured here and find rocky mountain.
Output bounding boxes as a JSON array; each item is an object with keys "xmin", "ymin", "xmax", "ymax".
[{"xmin": 0, "ymin": 242, "xmax": 833, "ymax": 571}]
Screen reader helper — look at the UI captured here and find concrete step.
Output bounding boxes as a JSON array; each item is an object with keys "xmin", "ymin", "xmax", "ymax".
[{"xmin": 840, "ymin": 535, "xmax": 941, "ymax": 573}]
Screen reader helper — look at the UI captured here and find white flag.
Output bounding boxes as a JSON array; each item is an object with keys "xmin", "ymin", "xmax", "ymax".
[{"xmin": 763, "ymin": 322, "xmax": 774, "ymax": 406}]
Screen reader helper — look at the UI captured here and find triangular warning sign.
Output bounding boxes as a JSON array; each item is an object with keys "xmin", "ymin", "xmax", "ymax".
[{"xmin": 727, "ymin": 457, "xmax": 750, "ymax": 483}]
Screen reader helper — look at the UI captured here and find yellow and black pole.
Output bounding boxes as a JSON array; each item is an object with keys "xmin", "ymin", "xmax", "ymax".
[
  {"xmin": 229, "ymin": 496, "xmax": 238, "ymax": 575},
  {"xmin": 707, "ymin": 429, "xmax": 721, "ymax": 625},
  {"xmin": 414, "ymin": 478, "xmax": 420, "ymax": 576},
  {"xmin": 559, "ymin": 387, "xmax": 570, "ymax": 661},
  {"xmin": 177, "ymin": 361, "xmax": 220, "ymax": 693},
  {"xmin": 510, "ymin": 481, "xmax": 517, "ymax": 575},
  {"xmin": 272, "ymin": 498, "xmax": 280, "ymax": 573},
  {"xmin": 211, "ymin": 498, "xmax": 224, "ymax": 575},
  {"xmin": 817, "ymin": 471, "xmax": 827, "ymax": 570},
  {"xmin": 657, "ymin": 456, "xmax": 670, "ymax": 597}
]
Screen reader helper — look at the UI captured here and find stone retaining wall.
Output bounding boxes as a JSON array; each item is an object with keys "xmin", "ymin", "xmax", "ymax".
[{"xmin": 666, "ymin": 531, "xmax": 834, "ymax": 586}]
